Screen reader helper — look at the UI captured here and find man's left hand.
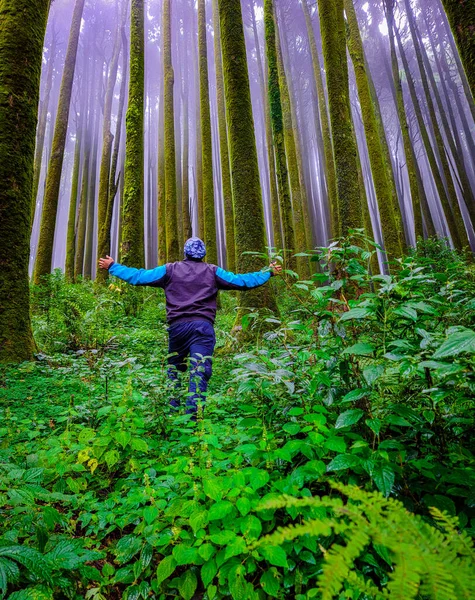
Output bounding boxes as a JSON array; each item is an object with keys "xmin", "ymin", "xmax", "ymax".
[
  {"xmin": 270, "ymin": 262, "xmax": 283, "ymax": 275},
  {"xmin": 99, "ymin": 255, "xmax": 115, "ymax": 270}
]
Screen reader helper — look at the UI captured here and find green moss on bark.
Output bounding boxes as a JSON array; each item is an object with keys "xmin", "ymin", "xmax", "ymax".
[
  {"xmin": 74, "ymin": 138, "xmax": 90, "ymax": 280},
  {"xmin": 34, "ymin": 0, "xmax": 86, "ymax": 284},
  {"xmin": 163, "ymin": 0, "xmax": 179, "ymax": 262},
  {"xmin": 121, "ymin": 0, "xmax": 145, "ymax": 268},
  {"xmin": 198, "ymin": 0, "xmax": 218, "ymax": 265},
  {"xmin": 65, "ymin": 125, "xmax": 81, "ymax": 282},
  {"xmin": 264, "ymin": 0, "xmax": 295, "ymax": 261},
  {"xmin": 345, "ymin": 0, "xmax": 403, "ymax": 259},
  {"xmin": 317, "ymin": 0, "xmax": 363, "ymax": 234},
  {"xmin": 218, "ymin": 0, "xmax": 276, "ymax": 315},
  {"xmin": 0, "ymin": 0, "xmax": 49, "ymax": 362},
  {"xmin": 212, "ymin": 0, "xmax": 235, "ymax": 270}
]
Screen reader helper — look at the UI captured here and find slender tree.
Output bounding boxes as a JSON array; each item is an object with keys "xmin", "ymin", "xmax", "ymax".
[
  {"xmin": 439, "ymin": 0, "xmax": 475, "ymax": 101},
  {"xmin": 0, "ymin": 0, "xmax": 49, "ymax": 361},
  {"xmin": 96, "ymin": 8, "xmax": 126, "ymax": 283},
  {"xmin": 301, "ymin": 0, "xmax": 339, "ymax": 237},
  {"xmin": 345, "ymin": 0, "xmax": 404, "ymax": 258},
  {"xmin": 218, "ymin": 0, "xmax": 276, "ymax": 313},
  {"xmin": 317, "ymin": 0, "xmax": 363, "ymax": 233},
  {"xmin": 32, "ymin": 27, "xmax": 58, "ymax": 228},
  {"xmin": 163, "ymin": 0, "xmax": 179, "ymax": 261},
  {"xmin": 198, "ymin": 0, "xmax": 218, "ymax": 264},
  {"xmin": 34, "ymin": 0, "xmax": 86, "ymax": 283},
  {"xmin": 264, "ymin": 0, "xmax": 295, "ymax": 261},
  {"xmin": 212, "ymin": 0, "xmax": 235, "ymax": 270},
  {"xmin": 74, "ymin": 132, "xmax": 90, "ymax": 280},
  {"xmin": 182, "ymin": 3, "xmax": 192, "ymax": 242},
  {"xmin": 121, "ymin": 0, "xmax": 145, "ymax": 268}
]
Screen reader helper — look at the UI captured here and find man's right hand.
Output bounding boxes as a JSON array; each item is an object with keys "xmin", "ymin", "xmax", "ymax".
[
  {"xmin": 99, "ymin": 255, "xmax": 115, "ymax": 270},
  {"xmin": 270, "ymin": 262, "xmax": 283, "ymax": 276}
]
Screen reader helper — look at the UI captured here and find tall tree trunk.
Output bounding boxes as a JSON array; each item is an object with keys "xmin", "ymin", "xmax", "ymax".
[
  {"xmin": 74, "ymin": 131, "xmax": 90, "ymax": 280},
  {"xmin": 96, "ymin": 10, "xmax": 126, "ymax": 283},
  {"xmin": 317, "ymin": 0, "xmax": 363, "ymax": 233},
  {"xmin": 65, "ymin": 112, "xmax": 83, "ymax": 282},
  {"xmin": 163, "ymin": 0, "xmax": 179, "ymax": 261},
  {"xmin": 345, "ymin": 0, "xmax": 404, "ymax": 258},
  {"xmin": 32, "ymin": 28, "xmax": 58, "ymax": 228},
  {"xmin": 383, "ymin": 0, "xmax": 424, "ymax": 240},
  {"xmin": 198, "ymin": 0, "xmax": 218, "ymax": 264},
  {"xmin": 302, "ymin": 0, "xmax": 339, "ymax": 237},
  {"xmin": 34, "ymin": 0, "xmax": 86, "ymax": 283},
  {"xmin": 439, "ymin": 0, "xmax": 475, "ymax": 101},
  {"xmin": 394, "ymin": 9, "xmax": 469, "ymax": 249},
  {"xmin": 275, "ymin": 19, "xmax": 310, "ymax": 278},
  {"xmin": 182, "ymin": 62, "xmax": 192, "ymax": 242},
  {"xmin": 264, "ymin": 0, "xmax": 295, "ymax": 262},
  {"xmin": 218, "ymin": 0, "xmax": 276, "ymax": 315},
  {"xmin": 121, "ymin": 0, "xmax": 145, "ymax": 267},
  {"xmin": 212, "ymin": 0, "xmax": 235, "ymax": 270},
  {"xmin": 157, "ymin": 92, "xmax": 167, "ymax": 262},
  {"xmin": 0, "ymin": 0, "xmax": 48, "ymax": 362},
  {"xmin": 250, "ymin": 1, "xmax": 282, "ymax": 249},
  {"xmin": 192, "ymin": 7, "xmax": 204, "ymax": 238}
]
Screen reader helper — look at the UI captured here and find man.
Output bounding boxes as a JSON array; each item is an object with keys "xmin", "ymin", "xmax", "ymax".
[{"xmin": 99, "ymin": 237, "xmax": 281, "ymax": 416}]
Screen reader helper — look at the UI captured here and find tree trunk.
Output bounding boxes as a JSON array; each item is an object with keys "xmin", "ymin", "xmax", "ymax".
[
  {"xmin": 212, "ymin": 0, "xmax": 235, "ymax": 270},
  {"xmin": 317, "ymin": 0, "xmax": 363, "ymax": 233},
  {"xmin": 34, "ymin": 0, "xmax": 86, "ymax": 283},
  {"xmin": 439, "ymin": 0, "xmax": 475, "ymax": 101},
  {"xmin": 264, "ymin": 0, "xmax": 295, "ymax": 263},
  {"xmin": 302, "ymin": 0, "xmax": 339, "ymax": 238},
  {"xmin": 163, "ymin": 0, "xmax": 179, "ymax": 261},
  {"xmin": 96, "ymin": 11, "xmax": 126, "ymax": 283},
  {"xmin": 0, "ymin": 0, "xmax": 49, "ymax": 362},
  {"xmin": 198, "ymin": 0, "xmax": 218, "ymax": 264},
  {"xmin": 74, "ymin": 132, "xmax": 90, "ymax": 280},
  {"xmin": 218, "ymin": 0, "xmax": 276, "ymax": 315},
  {"xmin": 65, "ymin": 113, "xmax": 83, "ymax": 282},
  {"xmin": 121, "ymin": 0, "xmax": 145, "ymax": 267},
  {"xmin": 345, "ymin": 0, "xmax": 404, "ymax": 258}
]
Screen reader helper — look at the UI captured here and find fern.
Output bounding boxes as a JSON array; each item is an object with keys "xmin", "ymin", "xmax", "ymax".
[{"xmin": 254, "ymin": 482, "xmax": 475, "ymax": 600}]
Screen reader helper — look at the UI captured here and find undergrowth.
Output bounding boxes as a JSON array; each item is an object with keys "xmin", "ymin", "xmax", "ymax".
[{"xmin": 1, "ymin": 233, "xmax": 474, "ymax": 599}]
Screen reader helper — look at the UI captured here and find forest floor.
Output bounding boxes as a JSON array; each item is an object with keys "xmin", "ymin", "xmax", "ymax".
[{"xmin": 1, "ymin": 236, "xmax": 475, "ymax": 600}]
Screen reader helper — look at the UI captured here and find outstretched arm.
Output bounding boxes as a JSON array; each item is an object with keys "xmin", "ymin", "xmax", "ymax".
[
  {"xmin": 215, "ymin": 262, "xmax": 282, "ymax": 291},
  {"xmin": 98, "ymin": 255, "xmax": 167, "ymax": 287}
]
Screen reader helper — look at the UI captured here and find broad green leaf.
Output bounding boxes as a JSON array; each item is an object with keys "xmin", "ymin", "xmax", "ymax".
[
  {"xmin": 201, "ymin": 558, "xmax": 217, "ymax": 588},
  {"xmin": 198, "ymin": 544, "xmax": 215, "ymax": 561},
  {"xmin": 363, "ymin": 364, "xmax": 384, "ymax": 386},
  {"xmin": 78, "ymin": 428, "xmax": 96, "ymax": 444},
  {"xmin": 288, "ymin": 407, "xmax": 304, "ymax": 416},
  {"xmin": 104, "ymin": 449, "xmax": 120, "ymax": 469},
  {"xmin": 209, "ymin": 530, "xmax": 236, "ymax": 546},
  {"xmin": 340, "ymin": 307, "xmax": 374, "ymax": 321},
  {"xmin": 373, "ymin": 465, "xmax": 395, "ymax": 497},
  {"xmin": 172, "ymin": 545, "xmax": 198, "ymax": 566},
  {"xmin": 114, "ymin": 536, "xmax": 142, "ymax": 565},
  {"xmin": 335, "ymin": 409, "xmax": 364, "ymax": 429},
  {"xmin": 324, "ymin": 437, "xmax": 347, "ymax": 453},
  {"xmin": 207, "ymin": 584, "xmax": 217, "ymax": 600},
  {"xmin": 224, "ymin": 536, "xmax": 246, "ymax": 560},
  {"xmin": 113, "ymin": 430, "xmax": 131, "ymax": 449},
  {"xmin": 177, "ymin": 568, "xmax": 197, "ymax": 600},
  {"xmin": 0, "ymin": 547, "xmax": 53, "ymax": 584},
  {"xmin": 393, "ymin": 306, "xmax": 418, "ymax": 321},
  {"xmin": 156, "ymin": 555, "xmax": 176, "ymax": 586},
  {"xmin": 240, "ymin": 515, "xmax": 262, "ymax": 540},
  {"xmin": 282, "ymin": 423, "xmax": 301, "ymax": 435},
  {"xmin": 228, "ymin": 564, "xmax": 247, "ymax": 600},
  {"xmin": 236, "ymin": 497, "xmax": 251, "ymax": 516},
  {"xmin": 143, "ymin": 505, "xmax": 159, "ymax": 525},
  {"xmin": 341, "ymin": 389, "xmax": 368, "ymax": 403},
  {"xmin": 130, "ymin": 438, "xmax": 148, "ymax": 452},
  {"xmin": 248, "ymin": 468, "xmax": 269, "ymax": 491},
  {"xmin": 259, "ymin": 545, "xmax": 288, "ymax": 568},
  {"xmin": 433, "ymin": 329, "xmax": 475, "ymax": 359},
  {"xmin": 208, "ymin": 501, "xmax": 233, "ymax": 521},
  {"xmin": 342, "ymin": 343, "xmax": 374, "ymax": 356},
  {"xmin": 326, "ymin": 454, "xmax": 361, "ymax": 471},
  {"xmin": 203, "ymin": 477, "xmax": 223, "ymax": 501},
  {"xmin": 260, "ymin": 567, "xmax": 281, "ymax": 597},
  {"xmin": 366, "ymin": 418, "xmax": 381, "ymax": 435},
  {"xmin": 189, "ymin": 509, "xmax": 208, "ymax": 533}
]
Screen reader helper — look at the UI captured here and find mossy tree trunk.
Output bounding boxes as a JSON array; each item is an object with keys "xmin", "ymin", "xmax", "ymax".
[
  {"xmin": 383, "ymin": 0, "xmax": 424, "ymax": 240},
  {"xmin": 218, "ymin": 0, "xmax": 276, "ymax": 314},
  {"xmin": 198, "ymin": 0, "xmax": 218, "ymax": 264},
  {"xmin": 181, "ymin": 65, "xmax": 192, "ymax": 242},
  {"xmin": 157, "ymin": 92, "xmax": 167, "ymax": 262},
  {"xmin": 0, "ymin": 0, "xmax": 49, "ymax": 362},
  {"xmin": 32, "ymin": 28, "xmax": 58, "ymax": 229},
  {"xmin": 65, "ymin": 111, "xmax": 83, "ymax": 282},
  {"xmin": 74, "ymin": 129, "xmax": 90, "ymax": 280},
  {"xmin": 121, "ymin": 0, "xmax": 145, "ymax": 268},
  {"xmin": 212, "ymin": 0, "xmax": 235, "ymax": 270},
  {"xmin": 317, "ymin": 0, "xmax": 363, "ymax": 234},
  {"xmin": 275, "ymin": 20, "xmax": 310, "ymax": 278},
  {"xmin": 264, "ymin": 0, "xmax": 295, "ymax": 263},
  {"xmin": 345, "ymin": 0, "xmax": 404, "ymax": 258},
  {"xmin": 302, "ymin": 0, "xmax": 339, "ymax": 238},
  {"xmin": 163, "ymin": 0, "xmax": 179, "ymax": 261},
  {"xmin": 440, "ymin": 0, "xmax": 475, "ymax": 101},
  {"xmin": 34, "ymin": 0, "xmax": 86, "ymax": 284},
  {"xmin": 393, "ymin": 14, "xmax": 468, "ymax": 250},
  {"xmin": 250, "ymin": 1, "xmax": 282, "ymax": 250},
  {"xmin": 96, "ymin": 12, "xmax": 125, "ymax": 283}
]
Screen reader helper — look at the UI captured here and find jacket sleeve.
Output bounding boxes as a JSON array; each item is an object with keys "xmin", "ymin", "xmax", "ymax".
[
  {"xmin": 215, "ymin": 266, "xmax": 272, "ymax": 291},
  {"xmin": 108, "ymin": 262, "xmax": 168, "ymax": 287}
]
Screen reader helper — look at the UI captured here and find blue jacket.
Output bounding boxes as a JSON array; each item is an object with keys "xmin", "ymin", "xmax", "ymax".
[{"xmin": 109, "ymin": 259, "xmax": 272, "ymax": 325}]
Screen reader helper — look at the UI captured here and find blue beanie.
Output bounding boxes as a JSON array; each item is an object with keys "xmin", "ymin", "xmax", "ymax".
[{"xmin": 184, "ymin": 237, "xmax": 206, "ymax": 259}]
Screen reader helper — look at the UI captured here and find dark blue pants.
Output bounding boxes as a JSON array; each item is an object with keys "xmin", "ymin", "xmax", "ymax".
[{"xmin": 167, "ymin": 320, "xmax": 216, "ymax": 414}]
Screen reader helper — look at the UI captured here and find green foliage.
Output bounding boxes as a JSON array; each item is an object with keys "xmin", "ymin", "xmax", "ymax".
[{"xmin": 1, "ymin": 234, "xmax": 474, "ymax": 598}]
